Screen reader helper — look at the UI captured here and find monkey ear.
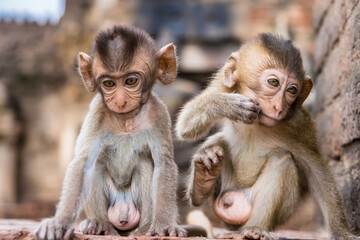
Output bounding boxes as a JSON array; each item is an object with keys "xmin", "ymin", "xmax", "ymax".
[
  {"xmin": 223, "ymin": 54, "xmax": 238, "ymax": 88},
  {"xmin": 78, "ymin": 52, "xmax": 96, "ymax": 92},
  {"xmin": 157, "ymin": 43, "xmax": 177, "ymax": 85},
  {"xmin": 298, "ymin": 76, "xmax": 313, "ymax": 106}
]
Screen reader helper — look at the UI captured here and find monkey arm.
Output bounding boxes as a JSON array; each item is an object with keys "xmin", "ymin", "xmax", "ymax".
[
  {"xmin": 150, "ymin": 125, "xmax": 178, "ymax": 227},
  {"xmin": 176, "ymin": 91, "xmax": 260, "ymax": 141},
  {"xmin": 34, "ymin": 96, "xmax": 104, "ymax": 239},
  {"xmin": 145, "ymin": 96, "xmax": 184, "ymax": 235},
  {"xmin": 55, "ymin": 95, "xmax": 104, "ymax": 223}
]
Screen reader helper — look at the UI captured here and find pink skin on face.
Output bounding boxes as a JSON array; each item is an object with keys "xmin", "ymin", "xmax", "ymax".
[
  {"xmin": 107, "ymin": 198, "xmax": 140, "ymax": 231},
  {"xmin": 100, "ymin": 75, "xmax": 143, "ymax": 116},
  {"xmin": 242, "ymin": 69, "xmax": 301, "ymax": 127},
  {"xmin": 213, "ymin": 191, "xmax": 252, "ymax": 225}
]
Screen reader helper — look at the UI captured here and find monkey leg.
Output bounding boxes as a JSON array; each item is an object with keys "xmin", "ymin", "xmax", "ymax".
[
  {"xmin": 217, "ymin": 150, "xmax": 300, "ymax": 240},
  {"xmin": 80, "ymin": 162, "xmax": 118, "ymax": 236}
]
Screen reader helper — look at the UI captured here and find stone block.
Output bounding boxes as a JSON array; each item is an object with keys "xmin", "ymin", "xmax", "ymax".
[
  {"xmin": 344, "ymin": 0, "xmax": 360, "ymax": 20},
  {"xmin": 314, "ymin": 0, "xmax": 347, "ymax": 72},
  {"xmin": 340, "ymin": 82, "xmax": 360, "ymax": 146},
  {"xmin": 0, "ymin": 219, "xmax": 330, "ymax": 240},
  {"xmin": 341, "ymin": 142, "xmax": 360, "ymax": 234},
  {"xmin": 313, "ymin": 0, "xmax": 334, "ymax": 32},
  {"xmin": 315, "ymin": 100, "xmax": 342, "ymax": 160},
  {"xmin": 313, "ymin": 44, "xmax": 343, "ymax": 114}
]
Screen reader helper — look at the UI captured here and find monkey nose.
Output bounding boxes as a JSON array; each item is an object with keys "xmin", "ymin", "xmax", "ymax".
[
  {"xmin": 273, "ymin": 103, "xmax": 284, "ymax": 117},
  {"xmin": 116, "ymin": 101, "xmax": 127, "ymax": 109},
  {"xmin": 120, "ymin": 220, "xmax": 128, "ymax": 225}
]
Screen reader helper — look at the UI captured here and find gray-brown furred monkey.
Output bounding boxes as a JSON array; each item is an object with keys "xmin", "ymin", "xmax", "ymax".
[
  {"xmin": 176, "ymin": 33, "xmax": 359, "ymax": 240},
  {"xmin": 34, "ymin": 25, "xmax": 186, "ymax": 240}
]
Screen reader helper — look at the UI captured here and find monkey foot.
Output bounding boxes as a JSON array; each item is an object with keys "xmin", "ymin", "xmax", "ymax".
[
  {"xmin": 216, "ymin": 228, "xmax": 277, "ymax": 240},
  {"xmin": 34, "ymin": 217, "xmax": 74, "ymax": 240},
  {"xmin": 79, "ymin": 219, "xmax": 118, "ymax": 235},
  {"xmin": 192, "ymin": 145, "xmax": 224, "ymax": 205},
  {"xmin": 146, "ymin": 226, "xmax": 187, "ymax": 237}
]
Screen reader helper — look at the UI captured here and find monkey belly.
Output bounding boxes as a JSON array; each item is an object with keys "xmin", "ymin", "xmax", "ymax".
[
  {"xmin": 213, "ymin": 190, "xmax": 252, "ymax": 225},
  {"xmin": 107, "ymin": 198, "xmax": 140, "ymax": 230}
]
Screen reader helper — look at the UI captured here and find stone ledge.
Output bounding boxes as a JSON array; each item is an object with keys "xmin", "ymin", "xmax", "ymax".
[{"xmin": 0, "ymin": 219, "xmax": 329, "ymax": 240}]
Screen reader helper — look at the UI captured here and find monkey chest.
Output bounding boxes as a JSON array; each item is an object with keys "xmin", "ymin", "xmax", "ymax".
[
  {"xmin": 224, "ymin": 128, "xmax": 272, "ymax": 186},
  {"xmin": 230, "ymin": 145, "xmax": 270, "ymax": 186},
  {"xmin": 103, "ymin": 134, "xmax": 152, "ymax": 188}
]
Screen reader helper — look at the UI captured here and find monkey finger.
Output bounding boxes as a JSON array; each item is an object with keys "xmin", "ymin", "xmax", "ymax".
[
  {"xmin": 95, "ymin": 223, "xmax": 103, "ymax": 235},
  {"xmin": 158, "ymin": 228, "xmax": 166, "ymax": 237},
  {"xmin": 250, "ymin": 103, "xmax": 262, "ymax": 113},
  {"xmin": 55, "ymin": 226, "xmax": 64, "ymax": 240},
  {"xmin": 250, "ymin": 231, "xmax": 260, "ymax": 239},
  {"xmin": 36, "ymin": 224, "xmax": 47, "ymax": 240},
  {"xmin": 212, "ymin": 145, "xmax": 225, "ymax": 158},
  {"xmin": 146, "ymin": 229, "xmax": 155, "ymax": 236},
  {"xmin": 204, "ymin": 148, "xmax": 220, "ymax": 165},
  {"xmin": 215, "ymin": 232, "xmax": 236, "ymax": 239},
  {"xmin": 177, "ymin": 228, "xmax": 187, "ymax": 237},
  {"xmin": 89, "ymin": 220, "xmax": 98, "ymax": 235},
  {"xmin": 194, "ymin": 159, "xmax": 207, "ymax": 172},
  {"xmin": 242, "ymin": 101, "xmax": 261, "ymax": 113},
  {"xmin": 79, "ymin": 220, "xmax": 90, "ymax": 234},
  {"xmin": 195, "ymin": 155, "xmax": 212, "ymax": 170},
  {"xmin": 249, "ymin": 111, "xmax": 259, "ymax": 120},
  {"xmin": 46, "ymin": 224, "xmax": 56, "ymax": 240},
  {"xmin": 168, "ymin": 227, "xmax": 177, "ymax": 237},
  {"xmin": 63, "ymin": 228, "xmax": 74, "ymax": 240},
  {"xmin": 241, "ymin": 117, "xmax": 254, "ymax": 124},
  {"xmin": 33, "ymin": 225, "xmax": 43, "ymax": 239}
]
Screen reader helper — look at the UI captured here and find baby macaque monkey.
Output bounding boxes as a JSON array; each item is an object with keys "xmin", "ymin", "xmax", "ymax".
[
  {"xmin": 34, "ymin": 25, "xmax": 186, "ymax": 239},
  {"xmin": 176, "ymin": 33, "xmax": 359, "ymax": 240}
]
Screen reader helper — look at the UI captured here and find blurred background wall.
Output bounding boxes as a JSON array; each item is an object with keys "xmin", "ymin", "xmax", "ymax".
[{"xmin": 0, "ymin": 0, "xmax": 358, "ymax": 235}]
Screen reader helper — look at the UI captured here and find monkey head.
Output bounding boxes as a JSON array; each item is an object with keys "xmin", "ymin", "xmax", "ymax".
[
  {"xmin": 223, "ymin": 33, "xmax": 313, "ymax": 127},
  {"xmin": 77, "ymin": 26, "xmax": 177, "ymax": 118}
]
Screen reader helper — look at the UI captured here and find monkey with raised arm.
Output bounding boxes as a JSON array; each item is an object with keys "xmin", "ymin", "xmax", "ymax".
[
  {"xmin": 176, "ymin": 33, "xmax": 358, "ymax": 240},
  {"xmin": 34, "ymin": 25, "xmax": 186, "ymax": 240}
]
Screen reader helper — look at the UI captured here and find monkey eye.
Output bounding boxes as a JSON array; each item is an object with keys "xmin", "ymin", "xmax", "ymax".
[
  {"xmin": 103, "ymin": 80, "xmax": 115, "ymax": 88},
  {"xmin": 287, "ymin": 86, "xmax": 297, "ymax": 94},
  {"xmin": 125, "ymin": 77, "xmax": 138, "ymax": 85},
  {"xmin": 267, "ymin": 78, "xmax": 279, "ymax": 87}
]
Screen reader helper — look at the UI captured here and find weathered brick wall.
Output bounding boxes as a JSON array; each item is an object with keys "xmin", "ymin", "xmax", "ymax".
[{"xmin": 313, "ymin": 0, "xmax": 360, "ymax": 234}]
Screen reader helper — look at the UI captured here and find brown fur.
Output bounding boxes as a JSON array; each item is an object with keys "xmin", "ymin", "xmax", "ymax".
[
  {"xmin": 176, "ymin": 33, "xmax": 357, "ymax": 240},
  {"xmin": 34, "ymin": 25, "xmax": 185, "ymax": 240}
]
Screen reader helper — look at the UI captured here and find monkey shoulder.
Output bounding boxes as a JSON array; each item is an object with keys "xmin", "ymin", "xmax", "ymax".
[
  {"xmin": 148, "ymin": 92, "xmax": 172, "ymax": 128},
  {"xmin": 285, "ymin": 108, "xmax": 317, "ymax": 140}
]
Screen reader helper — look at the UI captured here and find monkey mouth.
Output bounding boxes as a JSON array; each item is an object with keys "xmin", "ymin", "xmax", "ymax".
[
  {"xmin": 116, "ymin": 107, "xmax": 139, "ymax": 115},
  {"xmin": 261, "ymin": 113, "xmax": 282, "ymax": 121}
]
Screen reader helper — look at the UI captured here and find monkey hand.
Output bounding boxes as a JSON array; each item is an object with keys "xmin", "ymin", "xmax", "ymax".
[
  {"xmin": 79, "ymin": 219, "xmax": 119, "ymax": 236},
  {"xmin": 33, "ymin": 217, "xmax": 74, "ymax": 240},
  {"xmin": 216, "ymin": 227, "xmax": 278, "ymax": 240},
  {"xmin": 146, "ymin": 225, "xmax": 187, "ymax": 237},
  {"xmin": 222, "ymin": 93, "xmax": 261, "ymax": 124},
  {"xmin": 191, "ymin": 145, "xmax": 224, "ymax": 206}
]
